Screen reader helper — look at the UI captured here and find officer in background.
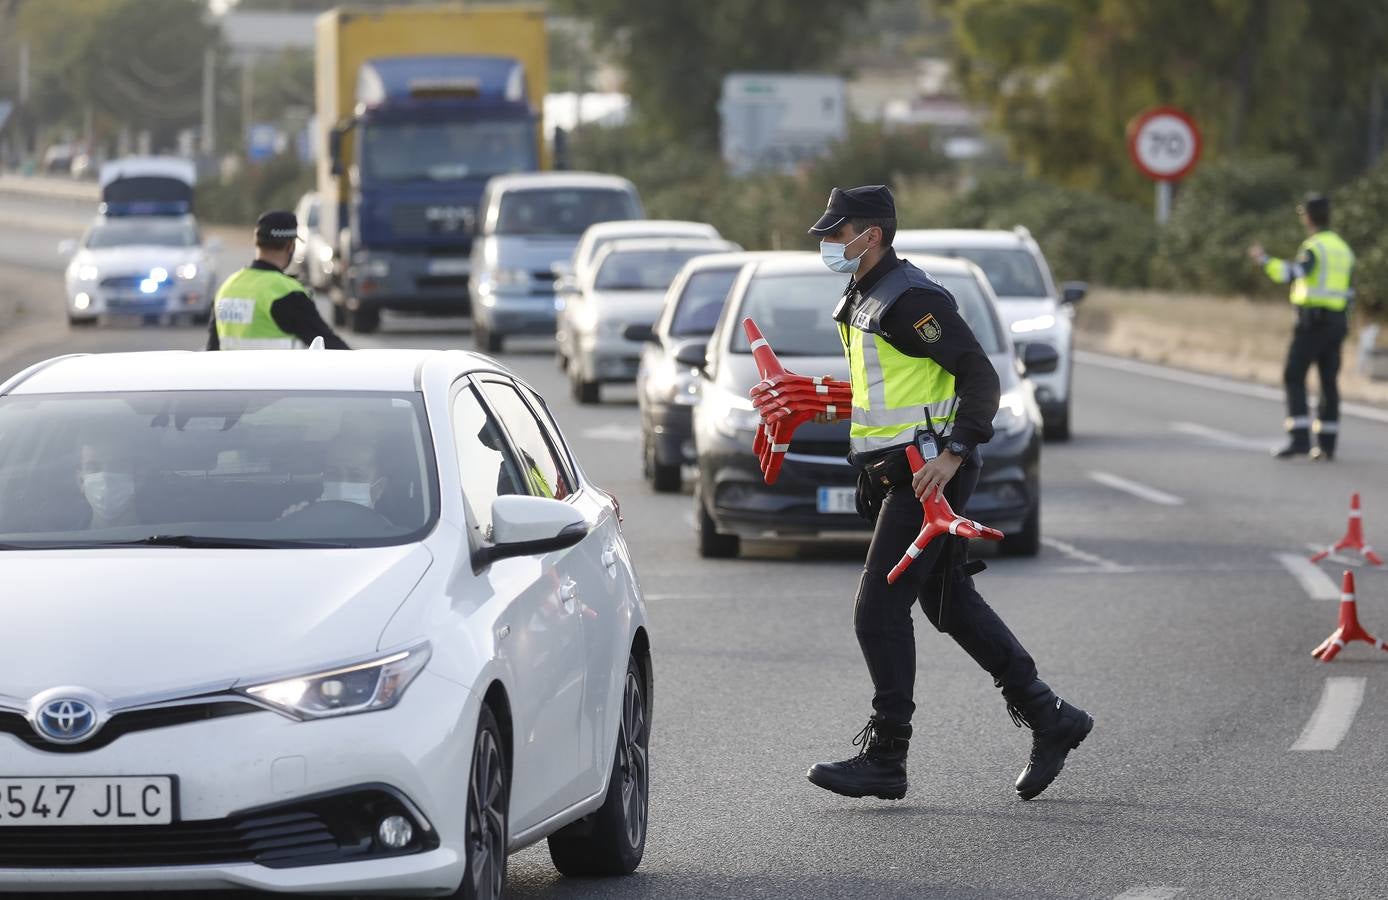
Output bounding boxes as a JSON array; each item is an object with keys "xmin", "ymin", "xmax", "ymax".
[
  {"xmin": 208, "ymin": 210, "xmax": 350, "ymax": 351},
  {"xmin": 1249, "ymin": 194, "xmax": 1355, "ymax": 460},
  {"xmin": 804, "ymin": 185, "xmax": 1092, "ymax": 802}
]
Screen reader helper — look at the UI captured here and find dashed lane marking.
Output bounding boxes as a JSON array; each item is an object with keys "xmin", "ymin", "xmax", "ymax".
[
  {"xmin": 1040, "ymin": 536, "xmax": 1131, "ymax": 573},
  {"xmin": 1089, "ymin": 471, "xmax": 1185, "ymax": 506},
  {"xmin": 1170, "ymin": 421, "xmax": 1279, "ymax": 453},
  {"xmin": 1276, "ymin": 553, "xmax": 1341, "ymax": 601},
  {"xmin": 1291, "ymin": 677, "xmax": 1366, "ymax": 751}
]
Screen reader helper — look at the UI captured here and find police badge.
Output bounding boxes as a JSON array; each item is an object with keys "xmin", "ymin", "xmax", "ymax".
[{"xmin": 914, "ymin": 313, "xmax": 942, "ymax": 343}]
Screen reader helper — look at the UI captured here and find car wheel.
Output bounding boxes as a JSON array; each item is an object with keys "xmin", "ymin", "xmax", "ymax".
[
  {"xmin": 571, "ymin": 370, "xmax": 600, "ymax": 405},
  {"xmin": 67, "ymin": 315, "xmax": 96, "ymax": 329},
  {"xmin": 548, "ymin": 657, "xmax": 649, "ymax": 877},
  {"xmin": 331, "ymin": 302, "xmax": 346, "ymax": 327},
  {"xmin": 643, "ymin": 427, "xmax": 681, "ymax": 492},
  {"xmin": 1044, "ymin": 404, "xmax": 1071, "ymax": 442},
  {"xmin": 999, "ymin": 500, "xmax": 1041, "ymax": 557},
  {"xmin": 349, "ymin": 304, "xmax": 381, "ymax": 334},
  {"xmin": 556, "ymin": 352, "xmax": 568, "ymax": 373},
  {"xmin": 696, "ymin": 491, "xmax": 739, "ymax": 558},
  {"xmin": 475, "ymin": 325, "xmax": 503, "ymax": 354},
  {"xmin": 454, "ymin": 704, "xmax": 509, "ymax": 900}
]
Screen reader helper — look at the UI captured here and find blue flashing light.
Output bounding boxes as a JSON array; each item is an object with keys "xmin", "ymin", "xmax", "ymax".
[{"xmin": 139, "ymin": 279, "xmax": 159, "ymax": 294}]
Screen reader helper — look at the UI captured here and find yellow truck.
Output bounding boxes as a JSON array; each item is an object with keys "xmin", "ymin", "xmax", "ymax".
[{"xmin": 314, "ymin": 4, "xmax": 548, "ymax": 332}]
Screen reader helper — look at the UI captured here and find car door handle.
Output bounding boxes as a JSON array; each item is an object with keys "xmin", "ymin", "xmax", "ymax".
[
  {"xmin": 560, "ymin": 578, "xmax": 579, "ymax": 613},
  {"xmin": 602, "ymin": 545, "xmax": 619, "ymax": 577}
]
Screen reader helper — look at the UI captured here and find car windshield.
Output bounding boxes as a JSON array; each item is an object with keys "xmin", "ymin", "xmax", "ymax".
[
  {"xmin": 595, "ymin": 249, "xmax": 714, "ymax": 291},
  {"xmin": 361, "ymin": 120, "xmax": 536, "ymax": 182},
  {"xmin": 86, "ymin": 220, "xmax": 198, "ymax": 249},
  {"xmin": 495, "ymin": 188, "xmax": 639, "ymax": 236},
  {"xmin": 729, "ymin": 271, "xmax": 1005, "ymax": 356},
  {"xmin": 0, "ymin": 391, "xmax": 438, "ymax": 549},
  {"xmin": 905, "ymin": 247, "xmax": 1048, "ymax": 298},
  {"xmin": 669, "ymin": 267, "xmax": 740, "ymax": 336}
]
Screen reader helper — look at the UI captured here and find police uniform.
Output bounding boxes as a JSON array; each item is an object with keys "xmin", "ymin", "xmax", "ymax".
[
  {"xmin": 1257, "ymin": 195, "xmax": 1355, "ymax": 460},
  {"xmin": 207, "ymin": 211, "xmax": 350, "ymax": 351},
  {"xmin": 803, "ymin": 185, "xmax": 1092, "ymax": 802}
]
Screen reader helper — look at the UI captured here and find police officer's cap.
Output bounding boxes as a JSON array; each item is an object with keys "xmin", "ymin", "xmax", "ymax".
[
  {"xmin": 808, "ymin": 185, "xmax": 896, "ymax": 235},
  {"xmin": 255, "ymin": 210, "xmax": 299, "ymax": 243},
  {"xmin": 1299, "ymin": 192, "xmax": 1330, "ymax": 222}
]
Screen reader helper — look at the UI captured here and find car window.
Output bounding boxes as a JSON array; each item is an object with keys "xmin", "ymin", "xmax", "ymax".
[
  {"xmin": 669, "ymin": 267, "xmax": 740, "ymax": 336},
  {"xmin": 85, "ymin": 220, "xmax": 198, "ymax": 249},
  {"xmin": 452, "ymin": 384, "xmax": 525, "ymax": 542},
  {"xmin": 0, "ymin": 391, "xmax": 437, "ymax": 548},
  {"xmin": 494, "ymin": 188, "xmax": 639, "ymax": 236},
  {"xmin": 596, "ymin": 249, "xmax": 715, "ymax": 291},
  {"xmin": 914, "ymin": 247, "xmax": 1047, "ymax": 298},
  {"xmin": 513, "ymin": 383, "xmax": 578, "ymax": 486},
  {"xmin": 477, "ymin": 381, "xmax": 573, "ymax": 501}
]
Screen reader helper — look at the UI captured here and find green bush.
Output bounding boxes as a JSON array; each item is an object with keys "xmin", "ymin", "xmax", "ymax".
[
  {"xmin": 940, "ymin": 174, "xmax": 1156, "ymax": 287},
  {"xmin": 195, "ymin": 154, "xmax": 314, "ymax": 225},
  {"xmin": 1332, "ymin": 156, "xmax": 1388, "ymax": 320},
  {"xmin": 1149, "ymin": 156, "xmax": 1304, "ymax": 296}
]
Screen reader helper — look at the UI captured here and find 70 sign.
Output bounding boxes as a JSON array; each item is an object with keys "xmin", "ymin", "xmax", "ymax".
[{"xmin": 1127, "ymin": 107, "xmax": 1202, "ymax": 182}]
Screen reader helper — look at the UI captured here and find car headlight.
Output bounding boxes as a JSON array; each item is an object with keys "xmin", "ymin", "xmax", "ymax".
[
  {"xmin": 175, "ymin": 263, "xmax": 199, "ymax": 281},
  {"xmin": 492, "ymin": 268, "xmax": 531, "ymax": 292},
  {"xmin": 706, "ymin": 385, "xmax": 761, "ymax": 439},
  {"xmin": 649, "ymin": 359, "xmax": 701, "ymax": 405},
  {"xmin": 992, "ymin": 388, "xmax": 1030, "ymax": 437},
  {"xmin": 1010, "ymin": 314, "xmax": 1056, "ymax": 335},
  {"xmin": 571, "ymin": 302, "xmax": 600, "ymax": 334},
  {"xmin": 239, "ymin": 643, "xmax": 430, "ymax": 721},
  {"xmin": 75, "ymin": 264, "xmax": 100, "ymax": 282}
]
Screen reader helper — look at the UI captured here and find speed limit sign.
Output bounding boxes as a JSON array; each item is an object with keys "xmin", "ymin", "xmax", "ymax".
[{"xmin": 1127, "ymin": 107, "xmax": 1202, "ymax": 182}]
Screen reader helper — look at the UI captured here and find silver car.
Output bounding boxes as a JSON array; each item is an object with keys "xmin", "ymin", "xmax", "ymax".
[{"xmin": 469, "ymin": 173, "xmax": 643, "ymax": 354}]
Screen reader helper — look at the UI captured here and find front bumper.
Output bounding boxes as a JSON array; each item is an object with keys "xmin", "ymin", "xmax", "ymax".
[
  {"xmin": 350, "ymin": 251, "xmax": 472, "ymax": 315},
  {"xmin": 647, "ymin": 402, "xmax": 696, "ymax": 466},
  {"xmin": 68, "ymin": 282, "xmax": 212, "ymax": 320},
  {"xmin": 0, "ymin": 671, "xmax": 475, "ymax": 894},
  {"xmin": 575, "ymin": 331, "xmax": 644, "ymax": 384},
  {"xmin": 475, "ymin": 291, "xmax": 558, "ymax": 337}
]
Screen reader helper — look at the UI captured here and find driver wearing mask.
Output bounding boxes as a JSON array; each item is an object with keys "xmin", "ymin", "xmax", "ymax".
[
  {"xmin": 281, "ymin": 438, "xmax": 389, "ymax": 519},
  {"xmin": 78, "ymin": 436, "xmax": 141, "ymax": 529}
]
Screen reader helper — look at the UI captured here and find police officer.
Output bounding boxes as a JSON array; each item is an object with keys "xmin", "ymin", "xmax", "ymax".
[
  {"xmin": 804, "ymin": 185, "xmax": 1093, "ymax": 802},
  {"xmin": 1249, "ymin": 194, "xmax": 1355, "ymax": 460},
  {"xmin": 208, "ymin": 210, "xmax": 350, "ymax": 351}
]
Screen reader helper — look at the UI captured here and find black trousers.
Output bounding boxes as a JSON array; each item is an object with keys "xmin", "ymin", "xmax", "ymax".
[
  {"xmin": 853, "ymin": 457, "xmax": 1037, "ymax": 726},
  {"xmin": 1284, "ymin": 311, "xmax": 1348, "ymax": 426}
]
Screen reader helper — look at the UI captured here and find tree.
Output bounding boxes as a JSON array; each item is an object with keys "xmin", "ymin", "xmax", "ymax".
[{"xmin": 552, "ymin": 0, "xmax": 844, "ymax": 146}]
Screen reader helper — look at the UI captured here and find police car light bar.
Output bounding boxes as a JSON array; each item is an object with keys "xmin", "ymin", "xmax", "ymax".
[{"xmin": 100, "ymin": 200, "xmax": 192, "ymax": 217}]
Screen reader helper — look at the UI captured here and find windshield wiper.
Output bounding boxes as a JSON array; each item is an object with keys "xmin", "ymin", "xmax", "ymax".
[{"xmin": 105, "ymin": 535, "xmax": 357, "ymax": 549}]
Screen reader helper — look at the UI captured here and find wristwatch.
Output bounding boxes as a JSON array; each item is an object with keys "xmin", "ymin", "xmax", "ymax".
[{"xmin": 944, "ymin": 439, "xmax": 971, "ymax": 458}]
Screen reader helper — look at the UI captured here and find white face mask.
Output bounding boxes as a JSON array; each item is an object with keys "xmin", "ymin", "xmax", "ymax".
[
  {"xmin": 82, "ymin": 472, "xmax": 136, "ymax": 521},
  {"xmin": 819, "ymin": 228, "xmax": 873, "ymax": 274},
  {"xmin": 322, "ymin": 480, "xmax": 377, "ymax": 507}
]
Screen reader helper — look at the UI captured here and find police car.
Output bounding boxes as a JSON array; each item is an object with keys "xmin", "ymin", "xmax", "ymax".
[
  {"xmin": 0, "ymin": 349, "xmax": 652, "ymax": 897},
  {"xmin": 61, "ymin": 157, "xmax": 220, "ymax": 328}
]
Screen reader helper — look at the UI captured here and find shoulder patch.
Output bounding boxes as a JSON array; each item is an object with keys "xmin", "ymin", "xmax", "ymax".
[{"xmin": 914, "ymin": 313, "xmax": 942, "ymax": 343}]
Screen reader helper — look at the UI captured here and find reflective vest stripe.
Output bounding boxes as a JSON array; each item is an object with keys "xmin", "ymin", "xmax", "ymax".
[
  {"xmin": 214, "ymin": 267, "xmax": 304, "ymax": 350},
  {"xmin": 218, "ymin": 336, "xmax": 297, "ymax": 350},
  {"xmin": 841, "ymin": 320, "xmax": 957, "ymax": 454},
  {"xmin": 1290, "ymin": 231, "xmax": 1354, "ymax": 310}
]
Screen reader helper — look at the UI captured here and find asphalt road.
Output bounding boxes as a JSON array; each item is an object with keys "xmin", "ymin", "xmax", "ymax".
[{"xmin": 3, "ymin": 191, "xmax": 1387, "ymax": 900}]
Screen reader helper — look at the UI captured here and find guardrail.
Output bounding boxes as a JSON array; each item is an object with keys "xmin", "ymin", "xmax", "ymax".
[{"xmin": 0, "ymin": 174, "xmax": 100, "ymax": 203}]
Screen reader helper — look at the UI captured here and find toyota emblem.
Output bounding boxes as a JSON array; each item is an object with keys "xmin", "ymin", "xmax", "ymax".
[{"xmin": 35, "ymin": 698, "xmax": 98, "ymax": 743}]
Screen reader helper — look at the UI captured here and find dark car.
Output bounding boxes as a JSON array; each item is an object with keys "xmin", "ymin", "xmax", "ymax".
[
  {"xmin": 689, "ymin": 252, "xmax": 1052, "ymax": 559},
  {"xmin": 629, "ymin": 251, "xmax": 781, "ymax": 492}
]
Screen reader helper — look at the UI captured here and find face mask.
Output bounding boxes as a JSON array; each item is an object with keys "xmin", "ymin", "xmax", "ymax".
[
  {"xmin": 820, "ymin": 229, "xmax": 873, "ymax": 274},
  {"xmin": 322, "ymin": 480, "xmax": 376, "ymax": 507},
  {"xmin": 83, "ymin": 472, "xmax": 136, "ymax": 521}
]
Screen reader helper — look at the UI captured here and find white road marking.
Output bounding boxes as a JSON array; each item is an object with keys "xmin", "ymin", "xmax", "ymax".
[
  {"xmin": 581, "ymin": 423, "xmax": 642, "ymax": 442},
  {"xmin": 1170, "ymin": 421, "xmax": 1279, "ymax": 453},
  {"xmin": 1089, "ymin": 471, "xmax": 1185, "ymax": 506},
  {"xmin": 1040, "ymin": 536, "xmax": 1131, "ymax": 573},
  {"xmin": 1275, "ymin": 553, "xmax": 1341, "ymax": 601},
  {"xmin": 1078, "ymin": 351, "xmax": 1388, "ymax": 425},
  {"xmin": 1113, "ymin": 888, "xmax": 1184, "ymax": 900},
  {"xmin": 1303, "ymin": 543, "xmax": 1365, "ymax": 568},
  {"xmin": 1291, "ymin": 677, "xmax": 1366, "ymax": 751}
]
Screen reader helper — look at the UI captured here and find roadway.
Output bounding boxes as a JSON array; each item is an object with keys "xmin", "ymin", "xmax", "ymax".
[{"xmin": 2, "ymin": 191, "xmax": 1386, "ymax": 900}]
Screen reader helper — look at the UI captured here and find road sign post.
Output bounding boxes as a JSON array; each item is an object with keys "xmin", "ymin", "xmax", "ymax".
[{"xmin": 1127, "ymin": 107, "xmax": 1202, "ymax": 225}]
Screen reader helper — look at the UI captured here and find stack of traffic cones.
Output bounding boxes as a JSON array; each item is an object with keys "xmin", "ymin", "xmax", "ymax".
[
  {"xmin": 886, "ymin": 444, "xmax": 1005, "ymax": 584},
  {"xmin": 1310, "ymin": 493, "xmax": 1384, "ymax": 566},
  {"xmin": 743, "ymin": 318, "xmax": 852, "ymax": 484},
  {"xmin": 1311, "ymin": 571, "xmax": 1388, "ymax": 662}
]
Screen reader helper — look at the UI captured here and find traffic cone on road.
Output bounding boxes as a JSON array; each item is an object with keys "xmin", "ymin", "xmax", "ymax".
[
  {"xmin": 1311, "ymin": 571, "xmax": 1388, "ymax": 662},
  {"xmin": 1310, "ymin": 493, "xmax": 1384, "ymax": 566}
]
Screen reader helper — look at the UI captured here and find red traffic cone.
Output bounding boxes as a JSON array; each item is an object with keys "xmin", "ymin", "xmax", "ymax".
[
  {"xmin": 1311, "ymin": 571, "xmax": 1388, "ymax": 662},
  {"xmin": 886, "ymin": 445, "xmax": 1006, "ymax": 585},
  {"xmin": 1310, "ymin": 493, "xmax": 1384, "ymax": 566}
]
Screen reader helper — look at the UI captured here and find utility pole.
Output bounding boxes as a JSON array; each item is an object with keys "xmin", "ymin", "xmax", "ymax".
[
  {"xmin": 240, "ymin": 58, "xmax": 254, "ymax": 158},
  {"xmin": 17, "ymin": 41, "xmax": 29, "ymax": 104},
  {"xmin": 201, "ymin": 48, "xmax": 217, "ymax": 158}
]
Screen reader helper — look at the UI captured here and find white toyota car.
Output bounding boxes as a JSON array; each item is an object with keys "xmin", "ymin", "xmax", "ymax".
[{"xmin": 0, "ymin": 349, "xmax": 652, "ymax": 897}]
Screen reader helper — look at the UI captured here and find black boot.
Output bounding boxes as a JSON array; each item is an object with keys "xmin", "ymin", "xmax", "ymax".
[
  {"xmin": 1311, "ymin": 427, "xmax": 1337, "ymax": 461},
  {"xmin": 1004, "ymin": 682, "xmax": 1093, "ymax": 800},
  {"xmin": 1272, "ymin": 427, "xmax": 1310, "ymax": 459},
  {"xmin": 806, "ymin": 717, "xmax": 910, "ymax": 800}
]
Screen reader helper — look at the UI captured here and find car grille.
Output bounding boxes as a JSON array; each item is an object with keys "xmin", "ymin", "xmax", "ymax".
[
  {"xmin": 0, "ymin": 702, "xmax": 263, "ymax": 753},
  {"xmin": 389, "ymin": 203, "xmax": 475, "ymax": 239},
  {"xmin": 99, "ymin": 275, "xmax": 152, "ymax": 290},
  {"xmin": 0, "ymin": 786, "xmax": 436, "ymax": 869},
  {"xmin": 414, "ymin": 274, "xmax": 469, "ymax": 290}
]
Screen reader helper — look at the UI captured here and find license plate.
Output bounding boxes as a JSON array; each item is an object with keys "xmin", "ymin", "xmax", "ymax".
[
  {"xmin": 0, "ymin": 776, "xmax": 174, "ymax": 826},
  {"xmin": 817, "ymin": 487, "xmax": 856, "ymax": 514},
  {"xmin": 427, "ymin": 258, "xmax": 470, "ymax": 276}
]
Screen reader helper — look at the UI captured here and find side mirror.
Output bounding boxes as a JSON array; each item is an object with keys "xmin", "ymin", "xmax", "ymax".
[
  {"xmin": 674, "ymin": 343, "xmax": 707, "ymax": 371},
  {"xmin": 623, "ymin": 323, "xmax": 657, "ymax": 343},
  {"xmin": 479, "ymin": 495, "xmax": 588, "ymax": 566},
  {"xmin": 205, "ymin": 237, "xmax": 224, "ymax": 252},
  {"xmin": 1020, "ymin": 342, "xmax": 1060, "ymax": 375},
  {"xmin": 57, "ymin": 239, "xmax": 77, "ymax": 257},
  {"xmin": 1061, "ymin": 281, "xmax": 1088, "ymax": 304}
]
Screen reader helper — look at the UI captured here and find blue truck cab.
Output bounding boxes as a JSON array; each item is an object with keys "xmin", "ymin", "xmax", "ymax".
[{"xmin": 331, "ymin": 55, "xmax": 539, "ymax": 333}]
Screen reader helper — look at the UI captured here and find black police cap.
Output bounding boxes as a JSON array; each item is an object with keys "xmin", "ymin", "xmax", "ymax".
[
  {"xmin": 1300, "ymin": 192, "xmax": 1330, "ymax": 221},
  {"xmin": 808, "ymin": 185, "xmax": 896, "ymax": 235},
  {"xmin": 255, "ymin": 210, "xmax": 299, "ymax": 242}
]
